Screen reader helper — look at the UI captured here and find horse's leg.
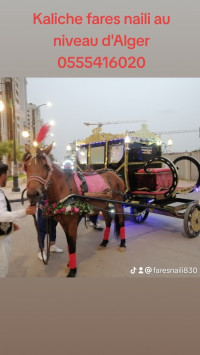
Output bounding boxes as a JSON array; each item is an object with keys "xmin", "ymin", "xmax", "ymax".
[
  {"xmin": 114, "ymin": 203, "xmax": 126, "ymax": 252},
  {"xmin": 97, "ymin": 209, "xmax": 112, "ymax": 250},
  {"xmin": 65, "ymin": 217, "xmax": 79, "ymax": 277},
  {"xmin": 58, "ymin": 215, "xmax": 79, "ymax": 277}
]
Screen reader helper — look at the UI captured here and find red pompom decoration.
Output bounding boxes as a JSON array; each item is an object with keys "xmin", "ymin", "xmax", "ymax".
[{"xmin": 36, "ymin": 124, "xmax": 51, "ymax": 143}]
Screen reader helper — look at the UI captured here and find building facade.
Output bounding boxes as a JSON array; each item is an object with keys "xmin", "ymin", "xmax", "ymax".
[
  {"xmin": 0, "ymin": 77, "xmax": 44, "ymax": 167},
  {"xmin": 0, "ymin": 77, "xmax": 28, "ymax": 145},
  {"xmin": 26, "ymin": 103, "xmax": 43, "ymax": 144}
]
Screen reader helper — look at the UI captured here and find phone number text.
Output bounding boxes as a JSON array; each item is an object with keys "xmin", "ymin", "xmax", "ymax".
[{"xmin": 58, "ymin": 56, "xmax": 146, "ymax": 69}]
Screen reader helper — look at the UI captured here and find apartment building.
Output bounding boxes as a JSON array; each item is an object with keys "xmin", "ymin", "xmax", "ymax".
[
  {"xmin": 0, "ymin": 77, "xmax": 44, "ymax": 147},
  {"xmin": 0, "ymin": 77, "xmax": 27, "ymax": 145},
  {"xmin": 26, "ymin": 103, "xmax": 43, "ymax": 144}
]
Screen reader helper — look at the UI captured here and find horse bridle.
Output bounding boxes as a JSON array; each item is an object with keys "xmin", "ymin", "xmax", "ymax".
[{"xmin": 24, "ymin": 153, "xmax": 53, "ymax": 191}]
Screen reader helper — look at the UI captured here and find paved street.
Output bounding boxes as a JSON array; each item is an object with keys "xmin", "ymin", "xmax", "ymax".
[{"xmin": 4, "ymin": 183, "xmax": 200, "ymax": 278}]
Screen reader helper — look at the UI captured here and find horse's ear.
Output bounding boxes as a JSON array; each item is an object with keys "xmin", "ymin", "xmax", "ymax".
[
  {"xmin": 25, "ymin": 144, "xmax": 31, "ymax": 153},
  {"xmin": 43, "ymin": 143, "xmax": 53, "ymax": 156}
]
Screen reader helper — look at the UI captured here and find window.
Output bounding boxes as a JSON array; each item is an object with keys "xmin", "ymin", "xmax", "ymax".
[
  {"xmin": 90, "ymin": 146, "xmax": 105, "ymax": 164},
  {"xmin": 77, "ymin": 147, "xmax": 87, "ymax": 164},
  {"xmin": 108, "ymin": 144, "xmax": 124, "ymax": 163}
]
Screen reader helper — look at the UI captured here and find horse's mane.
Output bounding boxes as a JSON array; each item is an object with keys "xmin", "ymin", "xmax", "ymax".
[
  {"xmin": 23, "ymin": 152, "xmax": 31, "ymax": 161},
  {"xmin": 23, "ymin": 150, "xmax": 47, "ymax": 162}
]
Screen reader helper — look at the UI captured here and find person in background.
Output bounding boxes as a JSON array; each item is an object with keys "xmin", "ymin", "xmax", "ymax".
[
  {"xmin": 37, "ymin": 193, "xmax": 63, "ymax": 261},
  {"xmin": 0, "ymin": 163, "xmax": 36, "ymax": 277},
  {"xmin": 83, "ymin": 165, "xmax": 103, "ymax": 231},
  {"xmin": 88, "ymin": 214, "xmax": 103, "ymax": 231}
]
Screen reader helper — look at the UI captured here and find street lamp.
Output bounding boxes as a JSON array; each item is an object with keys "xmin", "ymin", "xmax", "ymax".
[
  {"xmin": 49, "ymin": 120, "xmax": 55, "ymax": 127},
  {"xmin": 32, "ymin": 102, "xmax": 52, "ymax": 140},
  {"xmin": 66, "ymin": 144, "xmax": 71, "ymax": 151},
  {"xmin": 8, "ymin": 78, "xmax": 20, "ymax": 192},
  {"xmin": 22, "ymin": 129, "xmax": 29, "ymax": 138},
  {"xmin": 167, "ymin": 137, "xmax": 173, "ymax": 154},
  {"xmin": 22, "ymin": 127, "xmax": 30, "ymax": 143}
]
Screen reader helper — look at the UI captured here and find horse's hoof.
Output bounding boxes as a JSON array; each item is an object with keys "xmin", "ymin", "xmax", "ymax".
[
  {"xmin": 67, "ymin": 268, "xmax": 77, "ymax": 277},
  {"xmin": 97, "ymin": 245, "xmax": 106, "ymax": 250},
  {"xmin": 97, "ymin": 240, "xmax": 108, "ymax": 250},
  {"xmin": 118, "ymin": 246, "xmax": 126, "ymax": 252},
  {"xmin": 119, "ymin": 240, "xmax": 126, "ymax": 251},
  {"xmin": 64, "ymin": 264, "xmax": 69, "ymax": 273}
]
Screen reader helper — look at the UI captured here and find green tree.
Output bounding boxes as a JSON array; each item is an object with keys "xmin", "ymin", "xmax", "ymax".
[
  {"xmin": 0, "ymin": 140, "xmax": 25, "ymax": 174},
  {"xmin": 0, "ymin": 141, "xmax": 8, "ymax": 161}
]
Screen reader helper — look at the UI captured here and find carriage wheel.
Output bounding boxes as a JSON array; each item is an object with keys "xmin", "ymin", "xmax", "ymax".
[
  {"xmin": 131, "ymin": 207, "xmax": 149, "ymax": 223},
  {"xmin": 173, "ymin": 156, "xmax": 200, "ymax": 192},
  {"xmin": 183, "ymin": 203, "xmax": 200, "ymax": 238}
]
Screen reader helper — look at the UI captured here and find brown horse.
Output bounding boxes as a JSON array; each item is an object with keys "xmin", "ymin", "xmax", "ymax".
[{"xmin": 23, "ymin": 143, "xmax": 126, "ymax": 277}]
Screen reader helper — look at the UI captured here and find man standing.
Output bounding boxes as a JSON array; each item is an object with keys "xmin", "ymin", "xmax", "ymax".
[
  {"xmin": 0, "ymin": 163, "xmax": 36, "ymax": 277},
  {"xmin": 37, "ymin": 193, "xmax": 63, "ymax": 261}
]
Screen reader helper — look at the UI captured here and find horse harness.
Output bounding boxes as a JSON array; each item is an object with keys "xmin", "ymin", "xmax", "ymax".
[{"xmin": 64, "ymin": 168, "xmax": 124, "ymax": 197}]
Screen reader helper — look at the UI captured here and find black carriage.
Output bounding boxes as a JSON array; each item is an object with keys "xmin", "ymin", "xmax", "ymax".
[{"xmin": 75, "ymin": 132, "xmax": 200, "ymax": 238}]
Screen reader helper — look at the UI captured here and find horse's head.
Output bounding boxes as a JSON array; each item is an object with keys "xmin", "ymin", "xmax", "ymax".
[{"xmin": 23, "ymin": 143, "xmax": 53, "ymax": 205}]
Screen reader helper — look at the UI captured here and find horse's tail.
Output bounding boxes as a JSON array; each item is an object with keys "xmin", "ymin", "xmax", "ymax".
[{"xmin": 114, "ymin": 213, "xmax": 120, "ymax": 238}]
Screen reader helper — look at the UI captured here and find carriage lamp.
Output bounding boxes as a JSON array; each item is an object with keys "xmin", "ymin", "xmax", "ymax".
[
  {"xmin": 125, "ymin": 135, "xmax": 131, "ymax": 150},
  {"xmin": 156, "ymin": 139, "xmax": 162, "ymax": 146},
  {"xmin": 125, "ymin": 135, "xmax": 131, "ymax": 143}
]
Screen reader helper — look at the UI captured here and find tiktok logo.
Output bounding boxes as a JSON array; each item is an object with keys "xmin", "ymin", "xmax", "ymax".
[{"xmin": 130, "ymin": 267, "xmax": 137, "ymax": 274}]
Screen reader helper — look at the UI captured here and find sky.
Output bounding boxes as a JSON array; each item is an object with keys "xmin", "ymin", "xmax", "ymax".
[{"xmin": 26, "ymin": 78, "xmax": 200, "ymax": 162}]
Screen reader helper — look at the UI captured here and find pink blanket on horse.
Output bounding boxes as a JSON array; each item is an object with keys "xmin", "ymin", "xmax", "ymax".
[{"xmin": 73, "ymin": 172, "xmax": 108, "ymax": 195}]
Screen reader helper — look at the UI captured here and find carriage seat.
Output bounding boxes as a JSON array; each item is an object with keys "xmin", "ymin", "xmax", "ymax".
[{"xmin": 132, "ymin": 168, "xmax": 173, "ymax": 197}]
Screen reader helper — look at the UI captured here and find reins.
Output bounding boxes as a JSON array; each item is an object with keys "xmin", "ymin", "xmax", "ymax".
[{"xmin": 21, "ymin": 187, "xmax": 50, "ymax": 265}]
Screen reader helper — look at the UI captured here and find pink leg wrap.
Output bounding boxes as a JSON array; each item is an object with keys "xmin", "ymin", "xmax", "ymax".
[
  {"xmin": 120, "ymin": 226, "xmax": 125, "ymax": 240},
  {"xmin": 69, "ymin": 253, "xmax": 76, "ymax": 269},
  {"xmin": 103, "ymin": 227, "xmax": 110, "ymax": 240}
]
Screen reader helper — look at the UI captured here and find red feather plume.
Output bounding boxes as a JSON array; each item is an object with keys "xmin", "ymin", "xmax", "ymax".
[{"xmin": 36, "ymin": 124, "xmax": 51, "ymax": 143}]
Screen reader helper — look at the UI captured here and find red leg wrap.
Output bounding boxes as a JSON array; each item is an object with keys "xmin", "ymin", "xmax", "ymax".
[
  {"xmin": 69, "ymin": 253, "xmax": 76, "ymax": 269},
  {"xmin": 120, "ymin": 226, "xmax": 125, "ymax": 240},
  {"xmin": 103, "ymin": 227, "xmax": 110, "ymax": 240}
]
